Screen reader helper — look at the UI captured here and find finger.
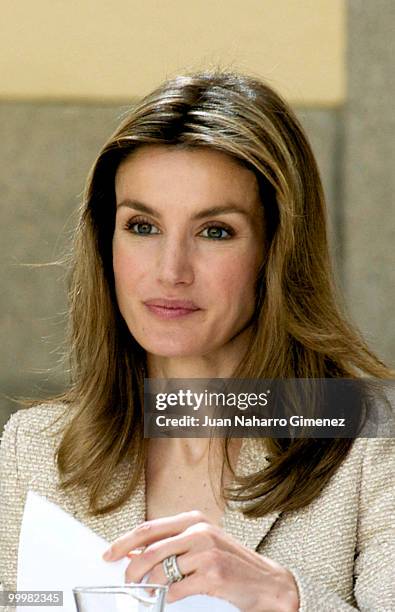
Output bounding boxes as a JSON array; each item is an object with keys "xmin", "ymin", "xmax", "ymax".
[
  {"xmin": 143, "ymin": 549, "xmax": 270, "ymax": 609},
  {"xmin": 186, "ymin": 523, "xmax": 268, "ymax": 571},
  {"xmin": 126, "ymin": 522, "xmax": 265, "ymax": 582},
  {"xmin": 125, "ymin": 538, "xmax": 190, "ymax": 584},
  {"xmin": 104, "ymin": 510, "xmax": 209, "ymax": 561},
  {"xmin": 126, "ymin": 547, "xmax": 145, "ymax": 559},
  {"xmin": 184, "ymin": 522, "xmax": 266, "ymax": 572},
  {"xmin": 137, "ymin": 551, "xmax": 191, "ymax": 586},
  {"xmin": 166, "ymin": 573, "xmax": 210, "ymax": 603},
  {"xmin": 137, "ymin": 548, "xmax": 230, "ymax": 588},
  {"xmin": 124, "ymin": 522, "xmax": 231, "ymax": 582},
  {"xmin": 165, "ymin": 550, "xmax": 266, "ymax": 608}
]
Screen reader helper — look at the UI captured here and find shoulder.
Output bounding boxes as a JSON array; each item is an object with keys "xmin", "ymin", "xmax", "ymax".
[
  {"xmin": 1, "ymin": 403, "xmax": 76, "ymax": 485},
  {"xmin": 356, "ymin": 437, "xmax": 394, "ymax": 514},
  {"xmin": 1, "ymin": 402, "xmax": 73, "ymax": 445},
  {"xmin": 0, "ymin": 403, "xmax": 77, "ymax": 592},
  {"xmin": 328, "ymin": 437, "xmax": 394, "ymax": 492},
  {"xmin": 328, "ymin": 437, "xmax": 394, "ymax": 537},
  {"xmin": 350, "ymin": 436, "xmax": 394, "ymax": 475}
]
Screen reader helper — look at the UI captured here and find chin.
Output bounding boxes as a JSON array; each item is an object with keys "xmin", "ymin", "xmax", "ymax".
[
  {"xmin": 135, "ymin": 335, "xmax": 210, "ymax": 359},
  {"xmin": 146, "ymin": 344, "xmax": 205, "ymax": 359}
]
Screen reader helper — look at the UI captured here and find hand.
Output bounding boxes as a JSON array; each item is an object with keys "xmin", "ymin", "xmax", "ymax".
[{"xmin": 103, "ymin": 510, "xmax": 299, "ymax": 612}]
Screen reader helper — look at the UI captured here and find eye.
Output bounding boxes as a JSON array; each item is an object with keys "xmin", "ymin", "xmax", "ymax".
[
  {"xmin": 199, "ymin": 225, "xmax": 234, "ymax": 240},
  {"xmin": 125, "ymin": 218, "xmax": 160, "ymax": 235}
]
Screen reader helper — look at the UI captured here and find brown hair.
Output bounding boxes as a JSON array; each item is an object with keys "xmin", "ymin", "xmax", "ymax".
[{"xmin": 56, "ymin": 71, "xmax": 392, "ymax": 516}]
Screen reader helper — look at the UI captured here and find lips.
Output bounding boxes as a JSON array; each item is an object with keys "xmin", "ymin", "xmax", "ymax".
[
  {"xmin": 144, "ymin": 298, "xmax": 201, "ymax": 319},
  {"xmin": 145, "ymin": 299, "xmax": 200, "ymax": 310}
]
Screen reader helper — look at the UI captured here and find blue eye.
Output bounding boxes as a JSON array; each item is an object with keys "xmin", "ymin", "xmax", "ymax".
[
  {"xmin": 200, "ymin": 226, "xmax": 233, "ymax": 240},
  {"xmin": 124, "ymin": 218, "xmax": 233, "ymax": 239},
  {"xmin": 127, "ymin": 220, "xmax": 160, "ymax": 235}
]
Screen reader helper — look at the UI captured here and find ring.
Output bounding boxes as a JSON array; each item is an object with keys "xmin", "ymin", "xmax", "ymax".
[{"xmin": 162, "ymin": 554, "xmax": 184, "ymax": 583}]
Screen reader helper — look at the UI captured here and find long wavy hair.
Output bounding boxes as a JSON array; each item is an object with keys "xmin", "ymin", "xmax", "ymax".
[{"xmin": 56, "ymin": 71, "xmax": 392, "ymax": 516}]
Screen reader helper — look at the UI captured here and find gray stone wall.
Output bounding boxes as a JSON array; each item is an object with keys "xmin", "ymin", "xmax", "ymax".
[
  {"xmin": 0, "ymin": 103, "xmax": 124, "ymax": 430},
  {"xmin": 343, "ymin": 0, "xmax": 395, "ymax": 363}
]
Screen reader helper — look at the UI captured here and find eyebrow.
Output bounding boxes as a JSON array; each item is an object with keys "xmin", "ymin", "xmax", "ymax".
[{"xmin": 116, "ymin": 199, "xmax": 250, "ymax": 220}]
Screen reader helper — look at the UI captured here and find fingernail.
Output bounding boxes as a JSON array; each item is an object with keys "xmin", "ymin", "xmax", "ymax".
[
  {"xmin": 102, "ymin": 548, "xmax": 112, "ymax": 560},
  {"xmin": 144, "ymin": 588, "xmax": 155, "ymax": 597}
]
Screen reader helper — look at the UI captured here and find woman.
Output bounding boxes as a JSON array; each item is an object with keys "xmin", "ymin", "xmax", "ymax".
[{"xmin": 0, "ymin": 72, "xmax": 393, "ymax": 611}]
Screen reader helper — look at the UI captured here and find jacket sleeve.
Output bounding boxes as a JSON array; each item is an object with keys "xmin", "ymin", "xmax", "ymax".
[
  {"xmin": 290, "ymin": 438, "xmax": 395, "ymax": 611},
  {"xmin": 0, "ymin": 411, "xmax": 24, "ymax": 596}
]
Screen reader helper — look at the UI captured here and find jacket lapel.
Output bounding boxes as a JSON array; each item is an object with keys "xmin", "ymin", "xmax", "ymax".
[
  {"xmin": 222, "ymin": 438, "xmax": 281, "ymax": 551},
  {"xmin": 223, "ymin": 501, "xmax": 281, "ymax": 551},
  {"xmin": 70, "ymin": 462, "xmax": 146, "ymax": 544}
]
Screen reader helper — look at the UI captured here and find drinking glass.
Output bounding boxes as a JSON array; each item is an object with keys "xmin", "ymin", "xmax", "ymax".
[{"xmin": 73, "ymin": 585, "xmax": 167, "ymax": 612}]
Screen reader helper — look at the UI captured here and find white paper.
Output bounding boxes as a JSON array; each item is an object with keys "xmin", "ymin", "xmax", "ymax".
[
  {"xmin": 17, "ymin": 492, "xmax": 239, "ymax": 611},
  {"xmin": 17, "ymin": 491, "xmax": 128, "ymax": 611}
]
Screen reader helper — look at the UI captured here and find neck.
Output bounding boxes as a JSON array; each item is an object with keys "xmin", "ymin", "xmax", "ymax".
[{"xmin": 145, "ymin": 331, "xmax": 249, "ymax": 464}]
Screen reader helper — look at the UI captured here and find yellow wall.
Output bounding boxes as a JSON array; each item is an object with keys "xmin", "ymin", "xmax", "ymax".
[{"xmin": 0, "ymin": 0, "xmax": 345, "ymax": 105}]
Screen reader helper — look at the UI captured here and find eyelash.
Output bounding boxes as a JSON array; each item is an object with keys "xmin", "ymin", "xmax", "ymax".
[{"xmin": 124, "ymin": 216, "xmax": 235, "ymax": 240}]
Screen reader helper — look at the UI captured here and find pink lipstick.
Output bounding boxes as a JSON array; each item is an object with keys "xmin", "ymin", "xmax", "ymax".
[{"xmin": 144, "ymin": 299, "xmax": 201, "ymax": 320}]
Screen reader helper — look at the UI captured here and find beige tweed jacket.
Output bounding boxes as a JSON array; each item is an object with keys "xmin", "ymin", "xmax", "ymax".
[{"xmin": 0, "ymin": 403, "xmax": 394, "ymax": 611}]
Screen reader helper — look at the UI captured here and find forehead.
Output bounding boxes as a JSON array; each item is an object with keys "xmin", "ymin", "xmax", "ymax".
[{"xmin": 115, "ymin": 145, "xmax": 260, "ymax": 210}]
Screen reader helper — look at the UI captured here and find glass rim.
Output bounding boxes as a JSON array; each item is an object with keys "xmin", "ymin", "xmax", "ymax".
[{"xmin": 73, "ymin": 584, "xmax": 168, "ymax": 593}]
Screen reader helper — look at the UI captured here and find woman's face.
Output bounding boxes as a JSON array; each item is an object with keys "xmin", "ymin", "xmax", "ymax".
[{"xmin": 113, "ymin": 145, "xmax": 265, "ymax": 359}]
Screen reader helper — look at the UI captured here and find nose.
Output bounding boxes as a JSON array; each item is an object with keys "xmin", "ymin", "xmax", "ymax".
[{"xmin": 156, "ymin": 237, "xmax": 195, "ymax": 287}]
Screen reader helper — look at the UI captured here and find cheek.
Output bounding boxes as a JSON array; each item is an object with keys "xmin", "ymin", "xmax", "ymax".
[
  {"xmin": 207, "ymin": 252, "xmax": 260, "ymax": 306},
  {"xmin": 112, "ymin": 240, "xmax": 149, "ymax": 291},
  {"xmin": 112, "ymin": 245, "xmax": 131, "ymax": 292}
]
